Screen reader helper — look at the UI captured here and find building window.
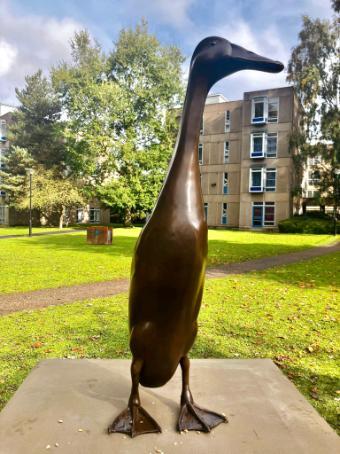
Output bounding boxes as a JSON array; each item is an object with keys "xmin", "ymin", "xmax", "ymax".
[
  {"xmin": 0, "ymin": 148, "xmax": 5, "ymax": 169},
  {"xmin": 265, "ymin": 168, "xmax": 276, "ymax": 191},
  {"xmin": 308, "ymin": 156, "xmax": 321, "ymax": 165},
  {"xmin": 198, "ymin": 143, "xmax": 203, "ymax": 164},
  {"xmin": 308, "ymin": 170, "xmax": 320, "ymax": 185},
  {"xmin": 268, "ymin": 98, "xmax": 279, "ymax": 122},
  {"xmin": 224, "ymin": 141, "xmax": 229, "ymax": 163},
  {"xmin": 251, "ymin": 97, "xmax": 279, "ymax": 124},
  {"xmin": 249, "ymin": 168, "xmax": 264, "ymax": 192},
  {"xmin": 89, "ymin": 208, "xmax": 100, "ymax": 223},
  {"xmin": 0, "ymin": 120, "xmax": 7, "ymax": 141},
  {"xmin": 250, "ymin": 132, "xmax": 278, "ymax": 158},
  {"xmin": 250, "ymin": 132, "xmax": 266, "ymax": 158},
  {"xmin": 266, "ymin": 133, "xmax": 277, "ymax": 158},
  {"xmin": 223, "ymin": 172, "xmax": 228, "ymax": 194},
  {"xmin": 252, "ymin": 202, "xmax": 275, "ymax": 227},
  {"xmin": 77, "ymin": 208, "xmax": 84, "ymax": 223},
  {"xmin": 307, "ymin": 190, "xmax": 319, "ymax": 198},
  {"xmin": 225, "ymin": 110, "xmax": 231, "ymax": 132},
  {"xmin": 200, "ymin": 117, "xmax": 204, "ymax": 135},
  {"xmin": 0, "ymin": 205, "xmax": 7, "ymax": 224},
  {"xmin": 251, "ymin": 97, "xmax": 266, "ymax": 124},
  {"xmin": 221, "ymin": 202, "xmax": 227, "ymax": 225},
  {"xmin": 249, "ymin": 168, "xmax": 276, "ymax": 193},
  {"xmin": 204, "ymin": 202, "xmax": 208, "ymax": 221}
]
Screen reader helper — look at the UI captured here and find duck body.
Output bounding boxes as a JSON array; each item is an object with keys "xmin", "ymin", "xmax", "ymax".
[
  {"xmin": 129, "ymin": 200, "xmax": 207, "ymax": 387},
  {"xmin": 129, "ymin": 86, "xmax": 208, "ymax": 385}
]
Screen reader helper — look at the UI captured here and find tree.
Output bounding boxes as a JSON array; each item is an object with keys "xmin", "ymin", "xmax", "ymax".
[
  {"xmin": 0, "ymin": 147, "xmax": 83, "ymax": 228},
  {"xmin": 17, "ymin": 167, "xmax": 84, "ymax": 229},
  {"xmin": 0, "ymin": 146, "xmax": 34, "ymax": 204},
  {"xmin": 11, "ymin": 70, "xmax": 66, "ymax": 170},
  {"xmin": 4, "ymin": 69, "xmax": 84, "ymax": 227},
  {"xmin": 287, "ymin": 7, "xmax": 339, "ymax": 223},
  {"xmin": 52, "ymin": 24, "xmax": 184, "ymax": 225}
]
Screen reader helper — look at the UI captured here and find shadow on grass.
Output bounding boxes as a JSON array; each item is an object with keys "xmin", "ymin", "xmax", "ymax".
[
  {"xmin": 15, "ymin": 234, "xmax": 327, "ymax": 266},
  {"xmin": 17, "ymin": 233, "xmax": 137, "ymax": 259},
  {"xmin": 247, "ymin": 251, "xmax": 339, "ymax": 289}
]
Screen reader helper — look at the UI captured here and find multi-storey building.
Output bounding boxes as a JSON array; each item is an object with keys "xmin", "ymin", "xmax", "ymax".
[{"xmin": 199, "ymin": 86, "xmax": 299, "ymax": 229}]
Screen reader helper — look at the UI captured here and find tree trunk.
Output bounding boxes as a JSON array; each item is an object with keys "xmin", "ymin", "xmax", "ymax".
[
  {"xmin": 59, "ymin": 206, "xmax": 65, "ymax": 229},
  {"xmin": 123, "ymin": 207, "xmax": 132, "ymax": 227}
]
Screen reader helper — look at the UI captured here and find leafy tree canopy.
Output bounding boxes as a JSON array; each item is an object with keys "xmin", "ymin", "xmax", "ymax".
[
  {"xmin": 287, "ymin": 6, "xmax": 339, "ymax": 209},
  {"xmin": 52, "ymin": 23, "xmax": 184, "ymax": 225}
]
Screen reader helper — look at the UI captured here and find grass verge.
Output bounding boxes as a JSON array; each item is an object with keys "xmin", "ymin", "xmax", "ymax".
[{"xmin": 0, "ymin": 229, "xmax": 334, "ymax": 294}]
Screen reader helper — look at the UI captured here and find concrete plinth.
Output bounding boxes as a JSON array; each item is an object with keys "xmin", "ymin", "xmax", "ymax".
[{"xmin": 0, "ymin": 359, "xmax": 338, "ymax": 453}]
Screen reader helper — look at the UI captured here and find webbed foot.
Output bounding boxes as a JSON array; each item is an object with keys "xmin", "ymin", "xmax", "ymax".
[
  {"xmin": 178, "ymin": 400, "xmax": 227, "ymax": 432},
  {"xmin": 108, "ymin": 404, "xmax": 161, "ymax": 438}
]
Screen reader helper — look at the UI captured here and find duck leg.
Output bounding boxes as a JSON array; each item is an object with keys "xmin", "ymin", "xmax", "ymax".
[
  {"xmin": 108, "ymin": 358, "xmax": 161, "ymax": 438},
  {"xmin": 178, "ymin": 356, "xmax": 227, "ymax": 433}
]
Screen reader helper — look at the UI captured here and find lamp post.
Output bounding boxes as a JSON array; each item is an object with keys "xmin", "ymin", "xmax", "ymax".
[{"xmin": 26, "ymin": 168, "xmax": 33, "ymax": 237}]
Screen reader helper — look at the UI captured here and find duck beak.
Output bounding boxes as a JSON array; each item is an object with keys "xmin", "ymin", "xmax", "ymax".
[{"xmin": 230, "ymin": 42, "xmax": 284, "ymax": 73}]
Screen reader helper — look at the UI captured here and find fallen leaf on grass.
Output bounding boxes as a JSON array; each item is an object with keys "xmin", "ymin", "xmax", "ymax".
[{"xmin": 31, "ymin": 342, "xmax": 43, "ymax": 349}]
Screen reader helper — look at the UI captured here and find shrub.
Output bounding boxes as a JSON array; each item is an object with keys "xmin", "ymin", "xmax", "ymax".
[{"xmin": 278, "ymin": 216, "xmax": 339, "ymax": 234}]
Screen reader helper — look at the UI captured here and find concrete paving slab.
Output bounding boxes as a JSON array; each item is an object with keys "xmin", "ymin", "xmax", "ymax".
[{"xmin": 0, "ymin": 359, "xmax": 338, "ymax": 454}]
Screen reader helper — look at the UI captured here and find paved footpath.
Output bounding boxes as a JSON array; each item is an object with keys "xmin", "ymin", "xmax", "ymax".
[
  {"xmin": 0, "ymin": 241, "xmax": 338, "ymax": 316},
  {"xmin": 0, "ymin": 229, "xmax": 83, "ymax": 239}
]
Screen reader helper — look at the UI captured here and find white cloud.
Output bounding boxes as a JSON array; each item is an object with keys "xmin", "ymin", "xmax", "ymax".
[
  {"xmin": 0, "ymin": 40, "xmax": 18, "ymax": 77},
  {"xmin": 0, "ymin": 1, "xmax": 83, "ymax": 104},
  {"xmin": 127, "ymin": 0, "xmax": 195, "ymax": 28}
]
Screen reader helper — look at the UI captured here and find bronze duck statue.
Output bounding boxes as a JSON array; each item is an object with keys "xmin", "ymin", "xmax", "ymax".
[{"xmin": 108, "ymin": 36, "xmax": 284, "ymax": 438}]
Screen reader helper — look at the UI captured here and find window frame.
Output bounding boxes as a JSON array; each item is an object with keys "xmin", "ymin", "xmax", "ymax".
[
  {"xmin": 250, "ymin": 132, "xmax": 266, "ymax": 158},
  {"xmin": 264, "ymin": 202, "xmax": 275, "ymax": 226},
  {"xmin": 266, "ymin": 132, "xmax": 278, "ymax": 158},
  {"xmin": 0, "ymin": 205, "xmax": 7, "ymax": 223},
  {"xmin": 89, "ymin": 207, "xmax": 101, "ymax": 223},
  {"xmin": 198, "ymin": 143, "xmax": 203, "ymax": 164},
  {"xmin": 251, "ymin": 97, "xmax": 267, "ymax": 124},
  {"xmin": 250, "ymin": 132, "xmax": 278, "ymax": 159},
  {"xmin": 204, "ymin": 202, "xmax": 208, "ymax": 221},
  {"xmin": 308, "ymin": 170, "xmax": 321, "ymax": 185},
  {"xmin": 249, "ymin": 168, "xmax": 264, "ymax": 192},
  {"xmin": 265, "ymin": 168, "xmax": 276, "ymax": 192},
  {"xmin": 0, "ymin": 148, "xmax": 6, "ymax": 169},
  {"xmin": 252, "ymin": 202, "xmax": 275, "ymax": 227},
  {"xmin": 76, "ymin": 208, "xmax": 84, "ymax": 223},
  {"xmin": 0, "ymin": 120, "xmax": 7, "ymax": 141},
  {"xmin": 224, "ymin": 141, "xmax": 229, "ymax": 163},
  {"xmin": 225, "ymin": 110, "xmax": 231, "ymax": 132},
  {"xmin": 223, "ymin": 172, "xmax": 228, "ymax": 194},
  {"xmin": 268, "ymin": 97, "xmax": 279, "ymax": 123},
  {"xmin": 200, "ymin": 117, "xmax": 204, "ymax": 135},
  {"xmin": 251, "ymin": 96, "xmax": 279, "ymax": 124},
  {"xmin": 221, "ymin": 202, "xmax": 227, "ymax": 225},
  {"xmin": 249, "ymin": 167, "xmax": 276, "ymax": 193}
]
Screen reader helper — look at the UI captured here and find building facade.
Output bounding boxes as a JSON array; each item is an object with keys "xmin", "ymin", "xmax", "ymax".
[{"xmin": 199, "ymin": 86, "xmax": 298, "ymax": 229}]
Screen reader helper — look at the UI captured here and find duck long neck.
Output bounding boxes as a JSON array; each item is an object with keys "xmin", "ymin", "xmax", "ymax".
[
  {"xmin": 176, "ymin": 73, "xmax": 209, "ymax": 159},
  {"xmin": 155, "ymin": 71, "xmax": 210, "ymax": 220}
]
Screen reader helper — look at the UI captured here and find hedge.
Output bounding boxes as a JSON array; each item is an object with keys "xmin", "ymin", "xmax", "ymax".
[{"xmin": 278, "ymin": 216, "xmax": 339, "ymax": 234}]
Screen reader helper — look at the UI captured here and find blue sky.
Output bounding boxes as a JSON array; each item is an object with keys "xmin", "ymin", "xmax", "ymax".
[{"xmin": 0, "ymin": 0, "xmax": 334, "ymax": 105}]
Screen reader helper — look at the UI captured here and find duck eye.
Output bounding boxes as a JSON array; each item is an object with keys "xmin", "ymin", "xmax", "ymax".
[{"xmin": 210, "ymin": 41, "xmax": 217, "ymax": 46}]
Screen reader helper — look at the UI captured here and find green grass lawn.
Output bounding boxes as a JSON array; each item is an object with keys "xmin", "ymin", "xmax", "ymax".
[
  {"xmin": 0, "ymin": 253, "xmax": 339, "ymax": 431},
  {"xmin": 0, "ymin": 226, "xmax": 68, "ymax": 236},
  {"xmin": 0, "ymin": 228, "xmax": 334, "ymax": 294}
]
